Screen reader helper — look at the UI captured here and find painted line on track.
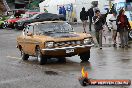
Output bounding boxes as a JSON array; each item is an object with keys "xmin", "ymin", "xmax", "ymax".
[{"xmin": 6, "ymin": 56, "xmax": 21, "ymax": 60}]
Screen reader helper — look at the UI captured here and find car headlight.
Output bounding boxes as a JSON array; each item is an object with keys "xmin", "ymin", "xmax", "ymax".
[
  {"xmin": 83, "ymin": 38, "xmax": 92, "ymax": 44},
  {"xmin": 45, "ymin": 42, "xmax": 54, "ymax": 48}
]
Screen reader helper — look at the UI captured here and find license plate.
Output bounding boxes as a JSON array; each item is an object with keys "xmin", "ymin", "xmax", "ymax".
[{"xmin": 66, "ymin": 49, "xmax": 74, "ymax": 53}]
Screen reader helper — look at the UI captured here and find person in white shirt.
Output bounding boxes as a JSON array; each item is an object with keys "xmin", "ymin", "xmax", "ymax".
[{"xmin": 109, "ymin": 11, "xmax": 117, "ymax": 47}]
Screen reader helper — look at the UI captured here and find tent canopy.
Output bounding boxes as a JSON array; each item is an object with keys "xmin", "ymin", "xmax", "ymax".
[{"xmin": 46, "ymin": 0, "xmax": 76, "ymax": 6}]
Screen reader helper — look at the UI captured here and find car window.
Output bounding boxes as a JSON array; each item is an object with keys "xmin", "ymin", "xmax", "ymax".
[
  {"xmin": 31, "ymin": 14, "xmax": 39, "ymax": 19},
  {"xmin": 37, "ymin": 23, "xmax": 74, "ymax": 34},
  {"xmin": 34, "ymin": 25, "xmax": 41, "ymax": 35}
]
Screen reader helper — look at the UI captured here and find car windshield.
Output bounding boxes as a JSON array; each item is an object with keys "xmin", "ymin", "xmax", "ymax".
[
  {"xmin": 22, "ymin": 13, "xmax": 37, "ymax": 18},
  {"xmin": 37, "ymin": 23, "xmax": 74, "ymax": 34},
  {"xmin": 31, "ymin": 14, "xmax": 39, "ymax": 19}
]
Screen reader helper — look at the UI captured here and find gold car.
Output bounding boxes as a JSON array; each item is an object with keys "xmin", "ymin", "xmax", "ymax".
[{"xmin": 16, "ymin": 21, "xmax": 94, "ymax": 65}]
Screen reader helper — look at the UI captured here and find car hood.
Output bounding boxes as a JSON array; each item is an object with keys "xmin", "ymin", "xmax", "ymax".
[
  {"xmin": 38, "ymin": 32, "xmax": 92, "ymax": 42},
  {"xmin": 17, "ymin": 18, "xmax": 29, "ymax": 22},
  {"xmin": 17, "ymin": 18, "xmax": 31, "ymax": 22},
  {"xmin": 7, "ymin": 18, "xmax": 21, "ymax": 23}
]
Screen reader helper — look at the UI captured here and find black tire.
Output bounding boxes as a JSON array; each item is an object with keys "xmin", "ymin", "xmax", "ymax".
[
  {"xmin": 14, "ymin": 23, "xmax": 18, "ymax": 29},
  {"xmin": 1, "ymin": 23, "xmax": 6, "ymax": 29},
  {"xmin": 58, "ymin": 57, "xmax": 66, "ymax": 63},
  {"xmin": 21, "ymin": 49, "xmax": 29, "ymax": 60},
  {"xmin": 36, "ymin": 47, "xmax": 47, "ymax": 65},
  {"xmin": 129, "ymin": 30, "xmax": 132, "ymax": 40},
  {"xmin": 80, "ymin": 50, "xmax": 90, "ymax": 62}
]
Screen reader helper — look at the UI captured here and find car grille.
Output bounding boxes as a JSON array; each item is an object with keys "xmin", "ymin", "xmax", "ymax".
[{"xmin": 54, "ymin": 40, "xmax": 82, "ymax": 47}]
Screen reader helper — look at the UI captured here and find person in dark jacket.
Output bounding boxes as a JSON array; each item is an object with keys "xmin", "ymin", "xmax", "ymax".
[
  {"xmin": 117, "ymin": 9, "xmax": 131, "ymax": 48},
  {"xmin": 87, "ymin": 7, "xmax": 94, "ymax": 31},
  {"xmin": 59, "ymin": 7, "xmax": 62, "ymax": 14},
  {"xmin": 93, "ymin": 10, "xmax": 104, "ymax": 49},
  {"xmin": 62, "ymin": 6, "xmax": 66, "ymax": 20},
  {"xmin": 80, "ymin": 7, "xmax": 88, "ymax": 33}
]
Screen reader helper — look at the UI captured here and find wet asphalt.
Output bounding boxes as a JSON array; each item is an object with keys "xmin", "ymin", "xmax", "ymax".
[{"xmin": 0, "ymin": 25, "xmax": 132, "ymax": 88}]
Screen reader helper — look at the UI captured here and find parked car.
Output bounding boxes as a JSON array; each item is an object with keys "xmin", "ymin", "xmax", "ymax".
[
  {"xmin": 16, "ymin": 21, "xmax": 94, "ymax": 65},
  {"xmin": 6, "ymin": 11, "xmax": 41, "ymax": 29},
  {"xmin": 15, "ymin": 13, "xmax": 64, "ymax": 30},
  {"xmin": 15, "ymin": 11, "xmax": 41, "ymax": 30},
  {"xmin": 6, "ymin": 15, "xmax": 22, "ymax": 28}
]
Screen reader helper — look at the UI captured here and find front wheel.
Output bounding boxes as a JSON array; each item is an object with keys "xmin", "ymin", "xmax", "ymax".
[
  {"xmin": 80, "ymin": 50, "xmax": 90, "ymax": 62},
  {"xmin": 21, "ymin": 49, "xmax": 29, "ymax": 61},
  {"xmin": 36, "ymin": 47, "xmax": 47, "ymax": 65}
]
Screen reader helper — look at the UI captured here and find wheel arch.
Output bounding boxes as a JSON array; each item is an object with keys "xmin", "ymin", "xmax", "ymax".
[{"xmin": 18, "ymin": 45, "xmax": 22, "ymax": 51}]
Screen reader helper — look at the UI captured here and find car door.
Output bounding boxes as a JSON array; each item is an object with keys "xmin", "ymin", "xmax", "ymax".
[
  {"xmin": 24, "ymin": 25, "xmax": 36, "ymax": 55},
  {"xmin": 18, "ymin": 28, "xmax": 27, "ymax": 52}
]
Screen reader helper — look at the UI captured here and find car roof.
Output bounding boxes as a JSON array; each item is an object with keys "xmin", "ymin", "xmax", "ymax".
[{"xmin": 29, "ymin": 21, "xmax": 66, "ymax": 26}]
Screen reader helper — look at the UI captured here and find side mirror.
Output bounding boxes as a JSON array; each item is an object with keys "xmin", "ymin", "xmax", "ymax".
[{"xmin": 27, "ymin": 33, "xmax": 33, "ymax": 36}]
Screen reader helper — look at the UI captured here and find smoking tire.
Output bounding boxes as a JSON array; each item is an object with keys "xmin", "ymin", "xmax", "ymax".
[{"xmin": 36, "ymin": 47, "xmax": 47, "ymax": 65}]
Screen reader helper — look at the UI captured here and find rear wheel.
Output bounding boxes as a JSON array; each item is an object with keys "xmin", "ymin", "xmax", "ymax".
[
  {"xmin": 1, "ymin": 23, "xmax": 6, "ymax": 29},
  {"xmin": 36, "ymin": 47, "xmax": 47, "ymax": 65},
  {"xmin": 21, "ymin": 49, "xmax": 29, "ymax": 61},
  {"xmin": 80, "ymin": 50, "xmax": 90, "ymax": 62}
]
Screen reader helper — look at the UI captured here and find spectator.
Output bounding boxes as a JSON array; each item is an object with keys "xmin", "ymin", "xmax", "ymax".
[
  {"xmin": 80, "ymin": 7, "xmax": 88, "ymax": 33},
  {"xmin": 93, "ymin": 10, "xmax": 104, "ymax": 49},
  {"xmin": 117, "ymin": 9, "xmax": 131, "ymax": 48},
  {"xmin": 87, "ymin": 6, "xmax": 94, "ymax": 31},
  {"xmin": 109, "ymin": 11, "xmax": 117, "ymax": 47},
  {"xmin": 62, "ymin": 6, "xmax": 66, "ymax": 19},
  {"xmin": 14, "ymin": 10, "xmax": 21, "ymax": 18},
  {"xmin": 59, "ymin": 7, "xmax": 62, "ymax": 14}
]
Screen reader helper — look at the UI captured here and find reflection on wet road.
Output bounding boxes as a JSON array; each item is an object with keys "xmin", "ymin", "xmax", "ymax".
[{"xmin": 19, "ymin": 47, "xmax": 132, "ymax": 88}]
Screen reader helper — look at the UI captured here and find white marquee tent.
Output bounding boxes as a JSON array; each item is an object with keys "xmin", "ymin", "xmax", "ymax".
[{"xmin": 39, "ymin": 0, "xmax": 109, "ymax": 22}]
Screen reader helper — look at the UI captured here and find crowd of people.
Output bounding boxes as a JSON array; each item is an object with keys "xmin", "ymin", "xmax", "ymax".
[{"xmin": 80, "ymin": 7, "xmax": 131, "ymax": 49}]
